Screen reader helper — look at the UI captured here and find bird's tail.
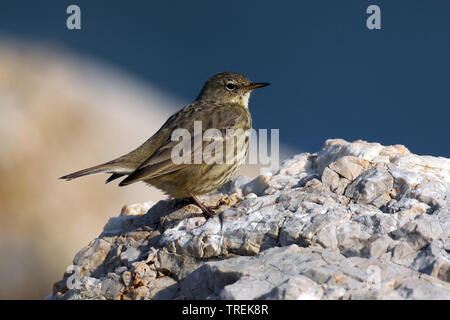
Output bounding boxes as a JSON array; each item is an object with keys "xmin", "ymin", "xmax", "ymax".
[{"xmin": 59, "ymin": 161, "xmax": 130, "ymax": 182}]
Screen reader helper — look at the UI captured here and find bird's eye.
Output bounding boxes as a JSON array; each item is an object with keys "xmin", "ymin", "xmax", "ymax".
[{"xmin": 226, "ymin": 82, "xmax": 236, "ymax": 91}]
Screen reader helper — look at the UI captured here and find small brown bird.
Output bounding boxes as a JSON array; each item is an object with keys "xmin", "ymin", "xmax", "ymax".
[{"xmin": 60, "ymin": 72, "xmax": 269, "ymax": 217}]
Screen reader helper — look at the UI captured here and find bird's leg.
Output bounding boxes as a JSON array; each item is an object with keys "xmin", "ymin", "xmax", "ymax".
[{"xmin": 187, "ymin": 191, "xmax": 215, "ymax": 218}]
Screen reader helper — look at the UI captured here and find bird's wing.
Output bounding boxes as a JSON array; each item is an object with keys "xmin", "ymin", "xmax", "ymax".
[
  {"xmin": 118, "ymin": 102, "xmax": 250, "ymax": 186},
  {"xmin": 118, "ymin": 135, "xmax": 200, "ymax": 186}
]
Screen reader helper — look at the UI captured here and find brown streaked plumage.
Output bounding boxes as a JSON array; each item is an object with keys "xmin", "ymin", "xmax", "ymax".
[{"xmin": 60, "ymin": 72, "xmax": 270, "ymax": 217}]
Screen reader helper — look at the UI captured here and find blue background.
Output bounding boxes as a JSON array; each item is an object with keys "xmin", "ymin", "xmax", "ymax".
[{"xmin": 1, "ymin": 0, "xmax": 449, "ymax": 156}]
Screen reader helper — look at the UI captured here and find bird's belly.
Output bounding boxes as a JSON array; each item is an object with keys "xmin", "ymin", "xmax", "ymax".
[{"xmin": 145, "ymin": 142, "xmax": 249, "ymax": 198}]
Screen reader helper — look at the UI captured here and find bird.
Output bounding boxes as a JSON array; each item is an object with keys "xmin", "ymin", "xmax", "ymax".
[{"xmin": 60, "ymin": 72, "xmax": 270, "ymax": 217}]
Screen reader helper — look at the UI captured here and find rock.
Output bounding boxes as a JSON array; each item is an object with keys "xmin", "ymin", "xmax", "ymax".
[
  {"xmin": 219, "ymin": 175, "xmax": 251, "ymax": 195},
  {"xmin": 242, "ymin": 174, "xmax": 271, "ymax": 196},
  {"xmin": 362, "ymin": 235, "xmax": 395, "ymax": 259},
  {"xmin": 344, "ymin": 166, "xmax": 394, "ymax": 207},
  {"xmin": 73, "ymin": 239, "xmax": 112, "ymax": 278},
  {"xmin": 119, "ymin": 247, "xmax": 141, "ymax": 265},
  {"xmin": 261, "ymin": 276, "xmax": 324, "ymax": 300},
  {"xmin": 329, "ymin": 156, "xmax": 369, "ymax": 181},
  {"xmin": 101, "ymin": 276, "xmax": 124, "ymax": 300},
  {"xmin": 322, "ymin": 166, "xmax": 350, "ymax": 195},
  {"xmin": 120, "ymin": 202, "xmax": 155, "ymax": 216},
  {"xmin": 48, "ymin": 139, "xmax": 450, "ymax": 300}
]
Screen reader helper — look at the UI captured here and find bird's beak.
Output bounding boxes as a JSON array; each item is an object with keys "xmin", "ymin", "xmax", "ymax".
[{"xmin": 246, "ymin": 82, "xmax": 270, "ymax": 90}]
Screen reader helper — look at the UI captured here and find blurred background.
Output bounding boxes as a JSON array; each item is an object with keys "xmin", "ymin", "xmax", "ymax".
[{"xmin": 0, "ymin": 0, "xmax": 448, "ymax": 299}]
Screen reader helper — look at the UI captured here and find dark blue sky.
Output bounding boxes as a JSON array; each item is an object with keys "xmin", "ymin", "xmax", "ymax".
[{"xmin": 1, "ymin": 0, "xmax": 449, "ymax": 156}]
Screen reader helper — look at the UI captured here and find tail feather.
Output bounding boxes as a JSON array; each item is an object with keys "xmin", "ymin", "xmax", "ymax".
[
  {"xmin": 59, "ymin": 164, "xmax": 112, "ymax": 181},
  {"xmin": 59, "ymin": 161, "xmax": 132, "ymax": 181},
  {"xmin": 105, "ymin": 173, "xmax": 125, "ymax": 184}
]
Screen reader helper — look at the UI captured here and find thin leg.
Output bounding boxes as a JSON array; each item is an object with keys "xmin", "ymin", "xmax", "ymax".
[{"xmin": 188, "ymin": 191, "xmax": 215, "ymax": 218}]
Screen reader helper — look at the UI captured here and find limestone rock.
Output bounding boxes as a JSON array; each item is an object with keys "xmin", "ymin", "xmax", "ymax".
[{"xmin": 49, "ymin": 139, "xmax": 450, "ymax": 300}]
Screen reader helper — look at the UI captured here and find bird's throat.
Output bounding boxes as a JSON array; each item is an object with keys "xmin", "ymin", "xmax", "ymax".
[{"xmin": 239, "ymin": 92, "xmax": 251, "ymax": 108}]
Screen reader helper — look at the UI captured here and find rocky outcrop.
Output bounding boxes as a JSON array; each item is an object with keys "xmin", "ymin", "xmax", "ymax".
[{"xmin": 49, "ymin": 139, "xmax": 450, "ymax": 300}]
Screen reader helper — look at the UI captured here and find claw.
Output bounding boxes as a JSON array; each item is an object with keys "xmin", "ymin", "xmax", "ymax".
[{"xmin": 187, "ymin": 191, "xmax": 216, "ymax": 219}]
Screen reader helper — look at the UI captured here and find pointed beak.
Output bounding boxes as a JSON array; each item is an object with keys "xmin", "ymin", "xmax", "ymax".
[{"xmin": 246, "ymin": 82, "xmax": 270, "ymax": 90}]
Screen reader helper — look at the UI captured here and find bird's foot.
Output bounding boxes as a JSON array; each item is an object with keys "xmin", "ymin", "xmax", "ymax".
[
  {"xmin": 201, "ymin": 207, "xmax": 216, "ymax": 219},
  {"xmin": 192, "ymin": 198, "xmax": 216, "ymax": 219},
  {"xmin": 187, "ymin": 191, "xmax": 217, "ymax": 219},
  {"xmin": 187, "ymin": 205, "xmax": 216, "ymax": 219}
]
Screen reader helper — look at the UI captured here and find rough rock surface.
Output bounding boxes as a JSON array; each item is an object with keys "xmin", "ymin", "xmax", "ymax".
[{"xmin": 49, "ymin": 139, "xmax": 450, "ymax": 300}]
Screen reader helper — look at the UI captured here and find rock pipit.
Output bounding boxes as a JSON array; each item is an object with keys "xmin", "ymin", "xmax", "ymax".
[{"xmin": 60, "ymin": 72, "xmax": 270, "ymax": 217}]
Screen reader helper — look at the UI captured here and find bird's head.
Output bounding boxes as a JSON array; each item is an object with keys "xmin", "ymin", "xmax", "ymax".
[{"xmin": 196, "ymin": 72, "xmax": 270, "ymax": 107}]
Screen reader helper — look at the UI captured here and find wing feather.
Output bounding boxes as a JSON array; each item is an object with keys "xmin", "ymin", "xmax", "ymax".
[{"xmin": 118, "ymin": 101, "xmax": 250, "ymax": 186}]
